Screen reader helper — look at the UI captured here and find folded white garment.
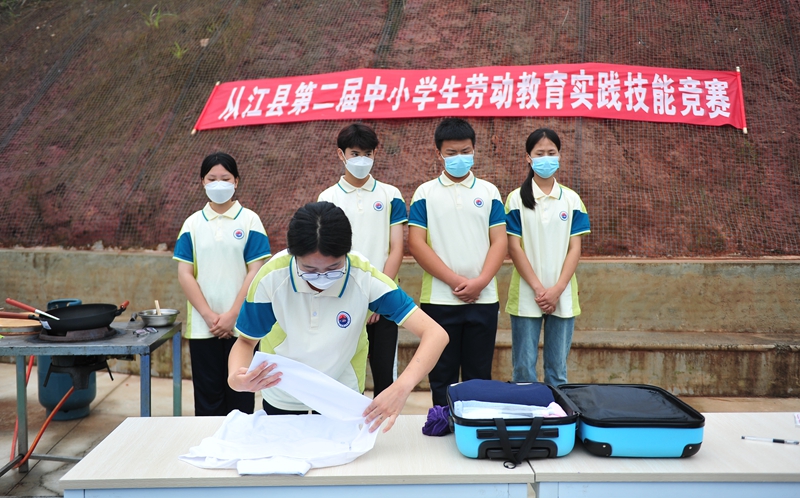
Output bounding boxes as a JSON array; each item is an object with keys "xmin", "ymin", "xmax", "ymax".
[
  {"xmin": 179, "ymin": 353, "xmax": 379, "ymax": 475},
  {"xmin": 454, "ymin": 400, "xmax": 568, "ymax": 419},
  {"xmin": 247, "ymin": 351, "xmax": 372, "ymax": 421},
  {"xmin": 179, "ymin": 410, "xmax": 377, "ymax": 475},
  {"xmin": 237, "ymin": 456, "xmax": 311, "ymax": 476}
]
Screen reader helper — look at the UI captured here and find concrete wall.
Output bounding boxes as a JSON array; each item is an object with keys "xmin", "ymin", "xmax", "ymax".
[
  {"xmin": 4, "ymin": 248, "xmax": 797, "ymax": 394},
  {"xmin": 2, "ymin": 249, "xmax": 799, "ymax": 333}
]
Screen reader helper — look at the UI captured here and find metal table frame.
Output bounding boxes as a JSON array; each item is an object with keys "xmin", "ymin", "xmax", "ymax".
[{"xmin": 0, "ymin": 322, "xmax": 182, "ymax": 475}]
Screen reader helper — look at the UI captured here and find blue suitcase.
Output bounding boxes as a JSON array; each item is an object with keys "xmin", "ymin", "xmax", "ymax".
[
  {"xmin": 447, "ymin": 380, "xmax": 580, "ymax": 463},
  {"xmin": 558, "ymin": 384, "xmax": 705, "ymax": 458}
]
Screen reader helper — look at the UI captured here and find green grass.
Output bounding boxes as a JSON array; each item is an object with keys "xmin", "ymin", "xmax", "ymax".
[
  {"xmin": 141, "ymin": 4, "xmax": 175, "ymax": 29},
  {"xmin": 171, "ymin": 41, "xmax": 187, "ymax": 59},
  {"xmin": 0, "ymin": 0, "xmax": 43, "ymax": 20}
]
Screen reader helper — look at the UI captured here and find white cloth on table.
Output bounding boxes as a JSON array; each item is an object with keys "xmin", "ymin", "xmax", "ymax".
[
  {"xmin": 248, "ymin": 352, "xmax": 371, "ymax": 422},
  {"xmin": 179, "ymin": 410, "xmax": 377, "ymax": 475},
  {"xmin": 237, "ymin": 456, "xmax": 311, "ymax": 476},
  {"xmin": 179, "ymin": 352, "xmax": 378, "ymax": 475},
  {"xmin": 454, "ymin": 400, "xmax": 568, "ymax": 419}
]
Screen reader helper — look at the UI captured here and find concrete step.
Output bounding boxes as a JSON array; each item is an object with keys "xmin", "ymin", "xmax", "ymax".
[{"xmin": 372, "ymin": 329, "xmax": 800, "ymax": 397}]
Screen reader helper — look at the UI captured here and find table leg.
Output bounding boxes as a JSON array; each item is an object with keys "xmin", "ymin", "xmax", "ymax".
[
  {"xmin": 140, "ymin": 354, "xmax": 151, "ymax": 417},
  {"xmin": 172, "ymin": 330, "xmax": 182, "ymax": 416},
  {"xmin": 15, "ymin": 356, "xmax": 29, "ymax": 473}
]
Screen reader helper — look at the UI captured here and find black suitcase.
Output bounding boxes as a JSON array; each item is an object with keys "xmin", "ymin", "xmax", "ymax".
[{"xmin": 559, "ymin": 384, "xmax": 705, "ymax": 457}]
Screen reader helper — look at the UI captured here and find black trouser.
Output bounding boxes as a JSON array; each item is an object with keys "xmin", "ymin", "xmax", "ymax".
[
  {"xmin": 367, "ymin": 314, "xmax": 399, "ymax": 397},
  {"xmin": 189, "ymin": 336, "xmax": 256, "ymax": 416},
  {"xmin": 422, "ymin": 302, "xmax": 499, "ymax": 407}
]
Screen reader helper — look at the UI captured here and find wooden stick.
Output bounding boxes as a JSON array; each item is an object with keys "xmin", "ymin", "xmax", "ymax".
[
  {"xmin": 192, "ymin": 81, "xmax": 222, "ymax": 135},
  {"xmin": 155, "ymin": 300, "xmax": 162, "ymax": 316},
  {"xmin": 736, "ymin": 66, "xmax": 748, "ymax": 135}
]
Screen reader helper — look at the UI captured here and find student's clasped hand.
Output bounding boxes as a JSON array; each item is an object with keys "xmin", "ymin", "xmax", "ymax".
[
  {"xmin": 534, "ymin": 287, "xmax": 560, "ymax": 314},
  {"xmin": 209, "ymin": 309, "xmax": 237, "ymax": 339},
  {"xmin": 202, "ymin": 311, "xmax": 220, "ymax": 331},
  {"xmin": 452, "ymin": 277, "xmax": 486, "ymax": 303},
  {"xmin": 231, "ymin": 360, "xmax": 282, "ymax": 393}
]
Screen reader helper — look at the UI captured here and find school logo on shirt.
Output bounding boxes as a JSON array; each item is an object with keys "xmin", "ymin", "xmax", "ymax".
[
  {"xmin": 336, "ymin": 311, "xmax": 352, "ymax": 328},
  {"xmin": 559, "ymin": 211, "xmax": 568, "ymax": 221},
  {"xmin": 473, "ymin": 197, "xmax": 484, "ymax": 208},
  {"xmin": 373, "ymin": 201, "xmax": 384, "ymax": 211},
  {"xmin": 233, "ymin": 229, "xmax": 245, "ymax": 239}
]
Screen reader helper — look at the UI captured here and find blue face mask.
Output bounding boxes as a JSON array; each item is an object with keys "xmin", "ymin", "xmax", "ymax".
[
  {"xmin": 443, "ymin": 153, "xmax": 474, "ymax": 178},
  {"xmin": 531, "ymin": 156, "xmax": 559, "ymax": 179}
]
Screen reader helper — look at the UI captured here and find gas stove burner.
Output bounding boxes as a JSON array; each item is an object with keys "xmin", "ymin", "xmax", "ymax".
[
  {"xmin": 44, "ymin": 355, "xmax": 113, "ymax": 390},
  {"xmin": 39, "ymin": 326, "xmax": 117, "ymax": 342}
]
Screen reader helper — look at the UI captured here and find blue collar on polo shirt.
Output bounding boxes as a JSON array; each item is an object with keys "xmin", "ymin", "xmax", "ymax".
[
  {"xmin": 201, "ymin": 200, "xmax": 243, "ymax": 221},
  {"xmin": 438, "ymin": 171, "xmax": 476, "ymax": 188},
  {"xmin": 289, "ymin": 255, "xmax": 352, "ymax": 298},
  {"xmin": 336, "ymin": 175, "xmax": 377, "ymax": 193},
  {"xmin": 532, "ymin": 178, "xmax": 563, "ymax": 200}
]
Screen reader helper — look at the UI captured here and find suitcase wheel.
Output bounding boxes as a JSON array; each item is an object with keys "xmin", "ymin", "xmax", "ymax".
[
  {"xmin": 583, "ymin": 438, "xmax": 612, "ymax": 457},
  {"xmin": 682, "ymin": 442, "xmax": 702, "ymax": 457}
]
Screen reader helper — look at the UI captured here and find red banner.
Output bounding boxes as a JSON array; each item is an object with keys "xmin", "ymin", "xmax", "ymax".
[{"xmin": 194, "ymin": 63, "xmax": 746, "ymax": 131}]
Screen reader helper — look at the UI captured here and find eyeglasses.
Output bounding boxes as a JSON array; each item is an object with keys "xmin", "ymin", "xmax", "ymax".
[{"xmin": 297, "ymin": 269, "xmax": 345, "ymax": 281}]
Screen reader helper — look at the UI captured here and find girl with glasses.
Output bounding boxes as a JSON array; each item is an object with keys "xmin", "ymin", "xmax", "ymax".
[{"xmin": 228, "ymin": 201, "xmax": 448, "ymax": 433}]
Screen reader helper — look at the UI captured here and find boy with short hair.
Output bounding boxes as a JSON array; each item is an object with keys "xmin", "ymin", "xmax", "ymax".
[
  {"xmin": 318, "ymin": 123, "xmax": 408, "ymax": 397},
  {"xmin": 407, "ymin": 117, "xmax": 507, "ymax": 407}
]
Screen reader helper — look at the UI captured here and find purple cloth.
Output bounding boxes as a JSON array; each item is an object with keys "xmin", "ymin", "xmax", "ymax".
[{"xmin": 422, "ymin": 405, "xmax": 451, "ymax": 436}]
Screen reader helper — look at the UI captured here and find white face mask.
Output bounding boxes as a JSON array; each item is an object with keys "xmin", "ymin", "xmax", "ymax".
[
  {"xmin": 306, "ymin": 276, "xmax": 341, "ymax": 290},
  {"xmin": 344, "ymin": 156, "xmax": 374, "ymax": 180},
  {"xmin": 204, "ymin": 181, "xmax": 235, "ymax": 204}
]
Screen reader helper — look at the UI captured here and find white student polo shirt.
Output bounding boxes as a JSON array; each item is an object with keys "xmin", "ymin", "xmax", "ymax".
[
  {"xmin": 318, "ymin": 175, "xmax": 408, "ymax": 272},
  {"xmin": 234, "ymin": 250, "xmax": 418, "ymax": 412},
  {"xmin": 173, "ymin": 201, "xmax": 271, "ymax": 339},
  {"xmin": 408, "ymin": 171, "xmax": 506, "ymax": 305},
  {"xmin": 505, "ymin": 180, "xmax": 590, "ymax": 318}
]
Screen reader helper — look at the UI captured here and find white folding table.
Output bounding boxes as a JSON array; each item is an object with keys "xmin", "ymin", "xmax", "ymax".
[
  {"xmin": 530, "ymin": 411, "xmax": 800, "ymax": 498},
  {"xmin": 61, "ymin": 414, "xmax": 533, "ymax": 497}
]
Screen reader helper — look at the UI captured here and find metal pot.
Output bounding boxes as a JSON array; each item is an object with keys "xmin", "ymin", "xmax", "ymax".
[{"xmin": 133, "ymin": 309, "xmax": 180, "ymax": 327}]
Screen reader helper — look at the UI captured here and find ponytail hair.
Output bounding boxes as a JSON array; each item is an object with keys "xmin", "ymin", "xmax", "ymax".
[
  {"xmin": 519, "ymin": 169, "xmax": 537, "ymax": 211},
  {"xmin": 520, "ymin": 128, "xmax": 561, "ymax": 210}
]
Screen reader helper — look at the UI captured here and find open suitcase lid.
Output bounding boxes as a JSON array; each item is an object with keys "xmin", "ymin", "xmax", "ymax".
[{"xmin": 558, "ymin": 384, "xmax": 705, "ymax": 428}]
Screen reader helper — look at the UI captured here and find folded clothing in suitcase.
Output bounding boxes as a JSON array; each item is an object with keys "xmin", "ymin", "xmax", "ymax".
[
  {"xmin": 559, "ymin": 384, "xmax": 705, "ymax": 458},
  {"xmin": 447, "ymin": 380, "xmax": 579, "ymax": 463}
]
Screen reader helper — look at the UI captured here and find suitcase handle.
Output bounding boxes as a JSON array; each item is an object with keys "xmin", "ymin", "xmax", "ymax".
[
  {"xmin": 486, "ymin": 447, "xmax": 550, "ymax": 460},
  {"xmin": 477, "ymin": 427, "xmax": 559, "ymax": 440},
  {"xmin": 494, "ymin": 417, "xmax": 544, "ymax": 468}
]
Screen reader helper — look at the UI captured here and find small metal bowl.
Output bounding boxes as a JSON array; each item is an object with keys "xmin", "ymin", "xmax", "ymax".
[{"xmin": 133, "ymin": 309, "xmax": 180, "ymax": 327}]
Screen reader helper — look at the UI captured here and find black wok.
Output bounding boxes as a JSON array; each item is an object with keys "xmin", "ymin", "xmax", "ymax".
[
  {"xmin": 40, "ymin": 301, "xmax": 129, "ymax": 334},
  {"xmin": 6, "ymin": 299, "xmax": 129, "ymax": 335}
]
